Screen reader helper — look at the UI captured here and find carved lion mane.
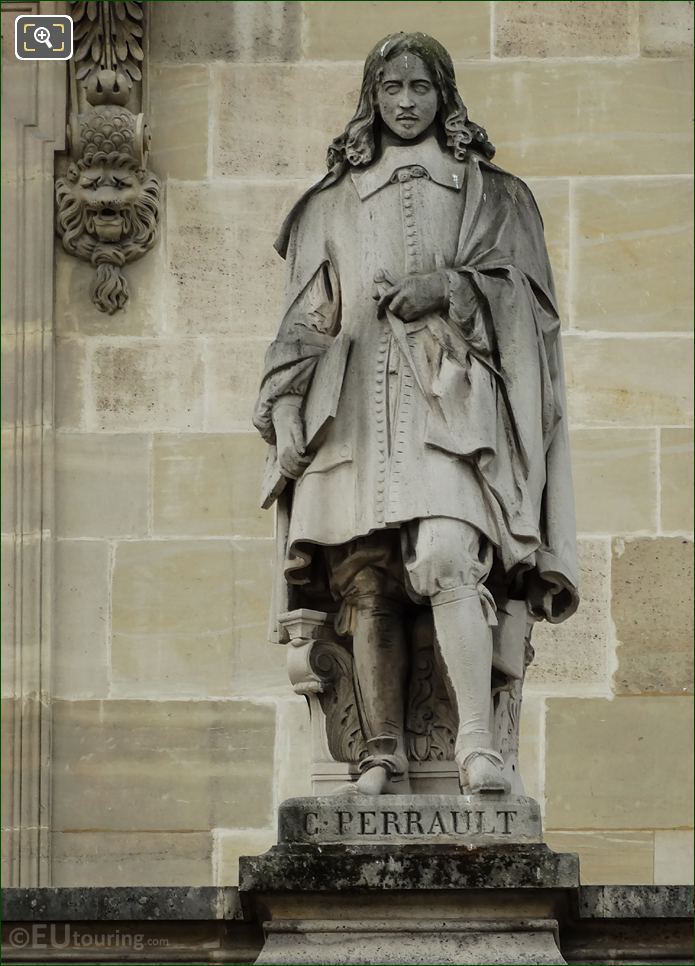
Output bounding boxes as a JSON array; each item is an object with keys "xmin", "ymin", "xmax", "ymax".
[{"xmin": 55, "ymin": 104, "xmax": 161, "ymax": 315}]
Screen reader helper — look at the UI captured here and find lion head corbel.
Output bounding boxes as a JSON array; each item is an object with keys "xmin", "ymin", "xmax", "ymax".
[{"xmin": 55, "ymin": 69, "xmax": 162, "ymax": 315}]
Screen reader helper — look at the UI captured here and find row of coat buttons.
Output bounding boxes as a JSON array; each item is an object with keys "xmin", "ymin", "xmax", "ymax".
[
  {"xmin": 401, "ymin": 179, "xmax": 420, "ymax": 274},
  {"xmin": 387, "ymin": 327, "xmax": 419, "ymax": 511},
  {"xmin": 387, "ymin": 365, "xmax": 413, "ymax": 516},
  {"xmin": 374, "ymin": 330, "xmax": 390, "ymax": 522}
]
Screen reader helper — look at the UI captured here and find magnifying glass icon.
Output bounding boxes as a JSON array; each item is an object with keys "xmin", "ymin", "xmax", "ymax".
[{"xmin": 34, "ymin": 25, "xmax": 53, "ymax": 48}]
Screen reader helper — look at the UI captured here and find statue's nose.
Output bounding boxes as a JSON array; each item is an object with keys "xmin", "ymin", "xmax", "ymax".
[{"xmin": 93, "ymin": 183, "xmax": 118, "ymax": 196}]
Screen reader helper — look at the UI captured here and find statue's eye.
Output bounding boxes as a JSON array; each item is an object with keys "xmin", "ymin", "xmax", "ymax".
[{"xmin": 80, "ymin": 178, "xmax": 99, "ymax": 190}]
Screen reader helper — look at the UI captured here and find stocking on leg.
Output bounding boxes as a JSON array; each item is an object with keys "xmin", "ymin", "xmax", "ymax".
[{"xmin": 431, "ymin": 587, "xmax": 509, "ymax": 794}]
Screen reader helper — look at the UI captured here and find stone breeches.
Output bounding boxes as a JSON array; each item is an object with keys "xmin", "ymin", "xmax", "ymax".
[{"xmin": 324, "ymin": 517, "xmax": 492, "ymax": 609}]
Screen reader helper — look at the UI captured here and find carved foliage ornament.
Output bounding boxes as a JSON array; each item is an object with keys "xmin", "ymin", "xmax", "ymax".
[
  {"xmin": 72, "ymin": 0, "xmax": 144, "ymax": 86},
  {"xmin": 55, "ymin": 1, "xmax": 160, "ymax": 314}
]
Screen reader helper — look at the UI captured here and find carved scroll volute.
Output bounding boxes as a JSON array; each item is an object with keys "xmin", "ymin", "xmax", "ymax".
[
  {"xmin": 278, "ymin": 609, "xmax": 367, "ymax": 765},
  {"xmin": 55, "ymin": 1, "xmax": 161, "ymax": 314},
  {"xmin": 279, "ymin": 609, "xmax": 337, "ymax": 695},
  {"xmin": 279, "ymin": 609, "xmax": 341, "ymax": 763}
]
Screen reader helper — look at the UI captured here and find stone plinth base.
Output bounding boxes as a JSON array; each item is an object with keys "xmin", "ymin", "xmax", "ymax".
[
  {"xmin": 239, "ymin": 840, "xmax": 580, "ymax": 965},
  {"xmin": 260, "ymin": 917, "xmax": 564, "ymax": 965}
]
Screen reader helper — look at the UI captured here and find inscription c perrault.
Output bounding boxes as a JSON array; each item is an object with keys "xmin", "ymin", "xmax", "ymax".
[
  {"xmin": 303, "ymin": 806, "xmax": 518, "ymax": 838},
  {"xmin": 279, "ymin": 796, "xmax": 543, "ymax": 845}
]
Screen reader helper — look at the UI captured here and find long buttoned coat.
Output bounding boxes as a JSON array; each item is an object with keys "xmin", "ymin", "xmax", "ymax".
[{"xmin": 254, "ymin": 138, "xmax": 579, "ymax": 634}]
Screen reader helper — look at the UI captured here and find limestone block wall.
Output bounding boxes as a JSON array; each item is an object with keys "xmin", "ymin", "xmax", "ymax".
[{"xmin": 48, "ymin": 1, "xmax": 693, "ymax": 887}]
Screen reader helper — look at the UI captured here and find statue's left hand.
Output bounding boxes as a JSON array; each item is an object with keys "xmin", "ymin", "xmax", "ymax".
[
  {"xmin": 374, "ymin": 270, "xmax": 448, "ymax": 322},
  {"xmin": 526, "ymin": 574, "xmax": 565, "ymax": 621}
]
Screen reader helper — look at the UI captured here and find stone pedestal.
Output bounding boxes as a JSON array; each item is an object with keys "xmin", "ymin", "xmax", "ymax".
[
  {"xmin": 239, "ymin": 796, "xmax": 580, "ymax": 965},
  {"xmin": 259, "ymin": 918, "xmax": 565, "ymax": 965}
]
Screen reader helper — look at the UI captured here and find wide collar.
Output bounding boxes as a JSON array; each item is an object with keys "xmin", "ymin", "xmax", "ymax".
[{"xmin": 350, "ymin": 138, "xmax": 466, "ymax": 201}]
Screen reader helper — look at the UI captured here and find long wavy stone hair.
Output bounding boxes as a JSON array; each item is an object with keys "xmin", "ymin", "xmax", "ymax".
[{"xmin": 327, "ymin": 32, "xmax": 495, "ymax": 170}]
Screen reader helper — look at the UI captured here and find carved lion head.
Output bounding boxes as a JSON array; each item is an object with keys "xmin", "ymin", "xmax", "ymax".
[{"xmin": 55, "ymin": 100, "xmax": 162, "ymax": 315}]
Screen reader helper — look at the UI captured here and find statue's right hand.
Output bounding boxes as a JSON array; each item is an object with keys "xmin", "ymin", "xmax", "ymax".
[{"xmin": 273, "ymin": 401, "xmax": 311, "ymax": 480}]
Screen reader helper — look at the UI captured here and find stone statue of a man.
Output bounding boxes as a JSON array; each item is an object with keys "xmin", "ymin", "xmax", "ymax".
[{"xmin": 254, "ymin": 32, "xmax": 578, "ymax": 798}]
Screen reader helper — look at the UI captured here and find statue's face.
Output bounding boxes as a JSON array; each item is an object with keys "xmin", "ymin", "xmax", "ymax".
[
  {"xmin": 75, "ymin": 163, "xmax": 141, "ymax": 242},
  {"xmin": 376, "ymin": 52, "xmax": 438, "ymax": 141}
]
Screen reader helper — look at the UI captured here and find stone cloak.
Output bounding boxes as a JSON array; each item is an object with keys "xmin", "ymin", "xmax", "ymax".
[{"xmin": 254, "ymin": 150, "xmax": 579, "ymax": 641}]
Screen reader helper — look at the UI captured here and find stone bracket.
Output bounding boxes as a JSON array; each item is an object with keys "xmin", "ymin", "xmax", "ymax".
[
  {"xmin": 278, "ymin": 609, "xmax": 361, "ymax": 766},
  {"xmin": 54, "ymin": 0, "xmax": 161, "ymax": 315},
  {"xmin": 279, "ymin": 608, "xmax": 340, "ymax": 696}
]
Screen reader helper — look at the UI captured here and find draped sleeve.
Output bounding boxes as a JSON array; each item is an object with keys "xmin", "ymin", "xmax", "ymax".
[
  {"xmin": 452, "ymin": 157, "xmax": 579, "ymax": 622},
  {"xmin": 252, "ymin": 194, "xmax": 341, "ymax": 444}
]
